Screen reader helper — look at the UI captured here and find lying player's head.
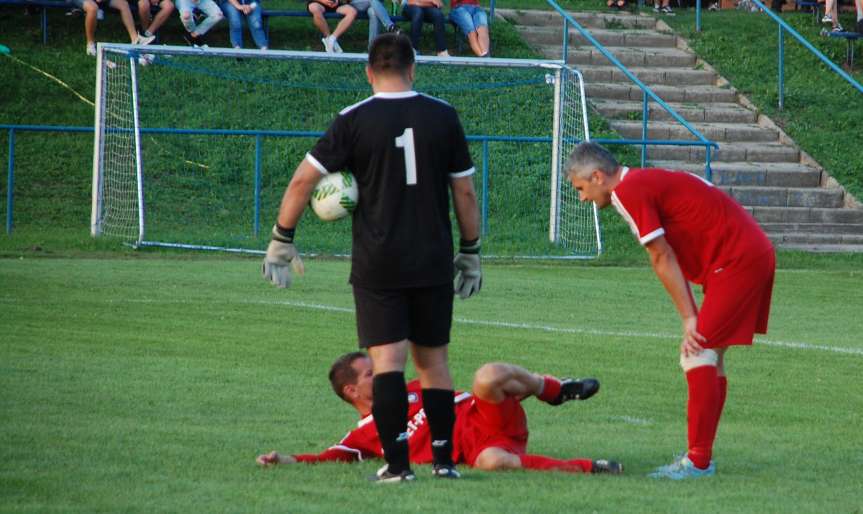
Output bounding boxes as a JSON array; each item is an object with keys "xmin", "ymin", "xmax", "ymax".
[
  {"xmin": 563, "ymin": 142, "xmax": 620, "ymax": 208},
  {"xmin": 329, "ymin": 351, "xmax": 373, "ymax": 406},
  {"xmin": 367, "ymin": 33, "xmax": 415, "ymax": 83}
]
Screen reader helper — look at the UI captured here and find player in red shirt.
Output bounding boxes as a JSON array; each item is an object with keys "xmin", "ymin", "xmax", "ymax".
[
  {"xmin": 563, "ymin": 142, "xmax": 775, "ymax": 480},
  {"xmin": 256, "ymin": 352, "xmax": 623, "ymax": 476}
]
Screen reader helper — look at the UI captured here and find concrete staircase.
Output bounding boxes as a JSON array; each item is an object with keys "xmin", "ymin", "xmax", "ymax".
[{"xmin": 499, "ymin": 8, "xmax": 863, "ymax": 252}]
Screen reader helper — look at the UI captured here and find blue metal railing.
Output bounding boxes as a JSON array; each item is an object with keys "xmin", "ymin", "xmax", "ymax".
[
  {"xmin": 2, "ymin": 124, "xmax": 701, "ymax": 235},
  {"xmin": 547, "ymin": 0, "xmax": 719, "ymax": 178},
  {"xmin": 693, "ymin": 0, "xmax": 863, "ymax": 108}
]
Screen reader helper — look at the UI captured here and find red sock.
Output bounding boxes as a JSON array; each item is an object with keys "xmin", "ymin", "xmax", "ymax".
[
  {"xmin": 685, "ymin": 365, "xmax": 720, "ymax": 470},
  {"xmin": 707, "ymin": 375, "xmax": 728, "ymax": 445},
  {"xmin": 519, "ymin": 454, "xmax": 592, "ymax": 473},
  {"xmin": 536, "ymin": 376, "xmax": 562, "ymax": 403}
]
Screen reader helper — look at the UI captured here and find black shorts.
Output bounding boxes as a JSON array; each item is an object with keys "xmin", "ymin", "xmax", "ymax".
[{"xmin": 353, "ymin": 283, "xmax": 454, "ymax": 348}]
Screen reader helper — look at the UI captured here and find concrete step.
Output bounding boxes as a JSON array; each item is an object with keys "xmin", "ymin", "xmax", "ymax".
[
  {"xmin": 514, "ymin": 25, "xmax": 678, "ymax": 48},
  {"xmin": 498, "ymin": 8, "xmax": 658, "ymax": 30},
  {"xmin": 645, "ymin": 142, "xmax": 799, "ymax": 163},
  {"xmin": 648, "ymin": 160, "xmax": 822, "ymax": 188},
  {"xmin": 771, "ymin": 242, "xmax": 863, "ymax": 252},
  {"xmin": 541, "ymin": 45, "xmax": 695, "ymax": 67},
  {"xmin": 720, "ymin": 186, "xmax": 845, "ymax": 208},
  {"xmin": 769, "ymin": 232, "xmax": 863, "ymax": 246},
  {"xmin": 760, "ymin": 223, "xmax": 863, "ymax": 234},
  {"xmin": 610, "ymin": 120, "xmax": 777, "ymax": 143},
  {"xmin": 749, "ymin": 206, "xmax": 863, "ymax": 224},
  {"xmin": 579, "ymin": 65, "xmax": 716, "ymax": 86},
  {"xmin": 592, "ymin": 99, "xmax": 757, "ymax": 124},
  {"xmin": 584, "ymin": 82, "xmax": 736, "ymax": 103}
]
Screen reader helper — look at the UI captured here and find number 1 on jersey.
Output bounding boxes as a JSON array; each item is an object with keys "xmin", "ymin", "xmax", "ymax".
[{"xmin": 395, "ymin": 128, "xmax": 417, "ymax": 186}]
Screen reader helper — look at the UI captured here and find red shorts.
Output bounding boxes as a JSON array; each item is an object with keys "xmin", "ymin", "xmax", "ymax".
[
  {"xmin": 456, "ymin": 396, "xmax": 529, "ymax": 466},
  {"xmin": 697, "ymin": 251, "xmax": 776, "ymax": 348}
]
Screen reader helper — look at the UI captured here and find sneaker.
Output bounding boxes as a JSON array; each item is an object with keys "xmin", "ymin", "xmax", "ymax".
[
  {"xmin": 321, "ymin": 36, "xmax": 334, "ymax": 53},
  {"xmin": 386, "ymin": 23, "xmax": 398, "ymax": 32},
  {"xmin": 708, "ymin": 2, "xmax": 719, "ymax": 10},
  {"xmin": 591, "ymin": 459, "xmax": 624, "ymax": 475},
  {"xmin": 831, "ymin": 25, "xmax": 844, "ymax": 32},
  {"xmin": 648, "ymin": 455, "xmax": 715, "ymax": 480},
  {"xmin": 370, "ymin": 464, "xmax": 416, "ymax": 484},
  {"xmin": 331, "ymin": 37, "xmax": 343, "ymax": 53},
  {"xmin": 653, "ymin": 3, "xmax": 660, "ymax": 11},
  {"xmin": 661, "ymin": 5, "xmax": 674, "ymax": 14},
  {"xmin": 183, "ymin": 33, "xmax": 204, "ymax": 47},
  {"xmin": 135, "ymin": 33, "xmax": 156, "ymax": 46},
  {"xmin": 821, "ymin": 14, "xmax": 833, "ymax": 24},
  {"xmin": 548, "ymin": 378, "xmax": 600, "ymax": 405},
  {"xmin": 432, "ymin": 464, "xmax": 461, "ymax": 478},
  {"xmin": 86, "ymin": 42, "xmax": 97, "ymax": 56}
]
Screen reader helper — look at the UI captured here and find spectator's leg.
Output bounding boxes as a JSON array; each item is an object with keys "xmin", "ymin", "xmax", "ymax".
[
  {"xmin": 108, "ymin": 0, "xmax": 141, "ymax": 42},
  {"xmin": 221, "ymin": 1, "xmax": 243, "ymax": 48},
  {"xmin": 178, "ymin": 0, "xmax": 198, "ymax": 34},
  {"xmin": 449, "ymin": 7, "xmax": 478, "ymax": 55},
  {"xmin": 403, "ymin": 4, "xmax": 423, "ymax": 50},
  {"xmin": 370, "ymin": 0, "xmax": 394, "ymax": 30},
  {"xmin": 367, "ymin": 6, "xmax": 379, "ymax": 48},
  {"xmin": 474, "ymin": 7, "xmax": 489, "ymax": 56},
  {"xmin": 138, "ymin": 0, "xmax": 153, "ymax": 32},
  {"xmin": 194, "ymin": 0, "xmax": 224, "ymax": 36},
  {"xmin": 425, "ymin": 6, "xmax": 447, "ymax": 55},
  {"xmin": 81, "ymin": 0, "xmax": 98, "ymax": 46},
  {"xmin": 147, "ymin": 0, "xmax": 174, "ymax": 35},
  {"xmin": 308, "ymin": 2, "xmax": 331, "ymax": 38},
  {"xmin": 332, "ymin": 4, "xmax": 357, "ymax": 40},
  {"xmin": 248, "ymin": 3, "xmax": 268, "ymax": 49}
]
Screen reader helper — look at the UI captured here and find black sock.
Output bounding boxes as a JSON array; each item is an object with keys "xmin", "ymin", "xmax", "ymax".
[
  {"xmin": 372, "ymin": 372, "xmax": 410, "ymax": 474},
  {"xmin": 421, "ymin": 388, "xmax": 455, "ymax": 467}
]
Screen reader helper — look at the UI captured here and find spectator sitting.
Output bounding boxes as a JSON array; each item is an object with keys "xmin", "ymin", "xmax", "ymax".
[
  {"xmin": 352, "ymin": 0, "xmax": 398, "ymax": 48},
  {"xmin": 74, "ymin": 0, "xmax": 155, "ymax": 56},
  {"xmin": 307, "ymin": 0, "xmax": 358, "ymax": 53},
  {"xmin": 177, "ymin": 0, "xmax": 224, "ymax": 47},
  {"xmin": 221, "ymin": 0, "xmax": 268, "ymax": 49},
  {"xmin": 857, "ymin": 0, "xmax": 863, "ymax": 33},
  {"xmin": 402, "ymin": 0, "xmax": 449, "ymax": 56},
  {"xmin": 449, "ymin": 0, "xmax": 489, "ymax": 56},
  {"xmin": 138, "ymin": 0, "xmax": 174, "ymax": 42}
]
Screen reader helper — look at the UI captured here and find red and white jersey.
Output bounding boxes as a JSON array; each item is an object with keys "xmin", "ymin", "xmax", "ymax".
[
  {"xmin": 293, "ymin": 380, "xmax": 474, "ymax": 464},
  {"xmin": 611, "ymin": 167, "xmax": 773, "ymax": 284}
]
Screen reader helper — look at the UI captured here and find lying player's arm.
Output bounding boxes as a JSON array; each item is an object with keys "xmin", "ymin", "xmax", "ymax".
[
  {"xmin": 256, "ymin": 448, "xmax": 361, "ymax": 466},
  {"xmin": 644, "ymin": 236, "xmax": 706, "ymax": 355}
]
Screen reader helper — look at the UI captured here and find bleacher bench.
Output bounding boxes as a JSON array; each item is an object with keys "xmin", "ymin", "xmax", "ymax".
[
  {"xmin": 825, "ymin": 30, "xmax": 862, "ymax": 69},
  {"xmin": 0, "ymin": 0, "xmax": 72, "ymax": 44}
]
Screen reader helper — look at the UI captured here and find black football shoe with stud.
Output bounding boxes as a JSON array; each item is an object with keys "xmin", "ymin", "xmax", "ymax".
[
  {"xmin": 370, "ymin": 464, "xmax": 416, "ymax": 484},
  {"xmin": 548, "ymin": 378, "xmax": 600, "ymax": 405},
  {"xmin": 591, "ymin": 459, "xmax": 624, "ymax": 475},
  {"xmin": 432, "ymin": 464, "xmax": 461, "ymax": 478}
]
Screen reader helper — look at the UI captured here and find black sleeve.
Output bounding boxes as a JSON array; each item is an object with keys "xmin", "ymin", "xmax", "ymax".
[
  {"xmin": 308, "ymin": 113, "xmax": 353, "ymax": 174},
  {"xmin": 449, "ymin": 109, "xmax": 474, "ymax": 177}
]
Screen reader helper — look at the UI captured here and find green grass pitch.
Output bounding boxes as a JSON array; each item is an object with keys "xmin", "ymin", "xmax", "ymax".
[{"xmin": 2, "ymin": 258, "xmax": 862, "ymax": 513}]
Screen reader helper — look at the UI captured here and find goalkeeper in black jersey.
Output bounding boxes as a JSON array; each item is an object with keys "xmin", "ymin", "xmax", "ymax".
[{"xmin": 262, "ymin": 33, "xmax": 482, "ymax": 483}]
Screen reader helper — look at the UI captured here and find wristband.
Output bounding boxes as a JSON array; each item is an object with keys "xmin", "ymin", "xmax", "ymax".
[
  {"xmin": 459, "ymin": 238, "xmax": 480, "ymax": 254},
  {"xmin": 272, "ymin": 224, "xmax": 295, "ymax": 243}
]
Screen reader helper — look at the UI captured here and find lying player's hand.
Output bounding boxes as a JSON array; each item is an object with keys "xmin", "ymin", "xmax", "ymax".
[
  {"xmin": 680, "ymin": 316, "xmax": 706, "ymax": 357},
  {"xmin": 262, "ymin": 225, "xmax": 305, "ymax": 288},
  {"xmin": 256, "ymin": 451, "xmax": 296, "ymax": 466},
  {"xmin": 454, "ymin": 238, "xmax": 482, "ymax": 299}
]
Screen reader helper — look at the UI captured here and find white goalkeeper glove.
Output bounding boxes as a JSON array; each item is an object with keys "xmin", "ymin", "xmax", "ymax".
[
  {"xmin": 454, "ymin": 238, "xmax": 482, "ymax": 300},
  {"xmin": 262, "ymin": 224, "xmax": 305, "ymax": 288}
]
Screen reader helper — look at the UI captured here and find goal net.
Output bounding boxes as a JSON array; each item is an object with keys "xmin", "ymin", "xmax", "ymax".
[{"xmin": 91, "ymin": 45, "xmax": 600, "ymax": 258}]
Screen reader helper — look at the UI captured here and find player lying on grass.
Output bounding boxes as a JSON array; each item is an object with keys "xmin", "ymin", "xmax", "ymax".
[
  {"xmin": 257, "ymin": 352, "xmax": 623, "ymax": 477},
  {"xmin": 563, "ymin": 142, "xmax": 775, "ymax": 480}
]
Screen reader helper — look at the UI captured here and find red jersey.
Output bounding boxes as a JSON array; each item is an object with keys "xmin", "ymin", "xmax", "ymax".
[
  {"xmin": 293, "ymin": 380, "xmax": 477, "ymax": 464},
  {"xmin": 611, "ymin": 167, "xmax": 773, "ymax": 285}
]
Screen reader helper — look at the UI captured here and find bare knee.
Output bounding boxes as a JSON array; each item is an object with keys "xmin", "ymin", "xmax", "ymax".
[
  {"xmin": 472, "ymin": 362, "xmax": 510, "ymax": 398},
  {"xmin": 473, "ymin": 448, "xmax": 520, "ymax": 471},
  {"xmin": 180, "ymin": 11, "xmax": 193, "ymax": 22}
]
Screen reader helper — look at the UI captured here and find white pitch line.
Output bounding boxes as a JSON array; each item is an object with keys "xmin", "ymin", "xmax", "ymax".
[{"xmin": 4, "ymin": 296, "xmax": 862, "ymax": 357}]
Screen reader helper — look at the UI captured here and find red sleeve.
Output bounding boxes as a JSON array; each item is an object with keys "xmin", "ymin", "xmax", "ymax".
[
  {"xmin": 292, "ymin": 447, "xmax": 361, "ymax": 463},
  {"xmin": 611, "ymin": 175, "xmax": 664, "ymax": 246}
]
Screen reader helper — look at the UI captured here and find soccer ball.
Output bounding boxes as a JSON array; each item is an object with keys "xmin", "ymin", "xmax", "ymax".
[{"xmin": 310, "ymin": 172, "xmax": 358, "ymax": 221}]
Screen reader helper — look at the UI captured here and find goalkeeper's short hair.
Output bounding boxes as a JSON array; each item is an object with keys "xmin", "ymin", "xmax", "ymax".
[{"xmin": 368, "ymin": 33, "xmax": 415, "ymax": 77}]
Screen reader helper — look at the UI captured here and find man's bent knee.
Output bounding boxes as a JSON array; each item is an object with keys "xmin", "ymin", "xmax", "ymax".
[{"xmin": 473, "ymin": 448, "xmax": 521, "ymax": 471}]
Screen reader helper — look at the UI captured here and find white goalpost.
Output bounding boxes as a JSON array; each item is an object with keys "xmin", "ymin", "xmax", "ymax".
[{"xmin": 90, "ymin": 44, "xmax": 600, "ymax": 258}]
